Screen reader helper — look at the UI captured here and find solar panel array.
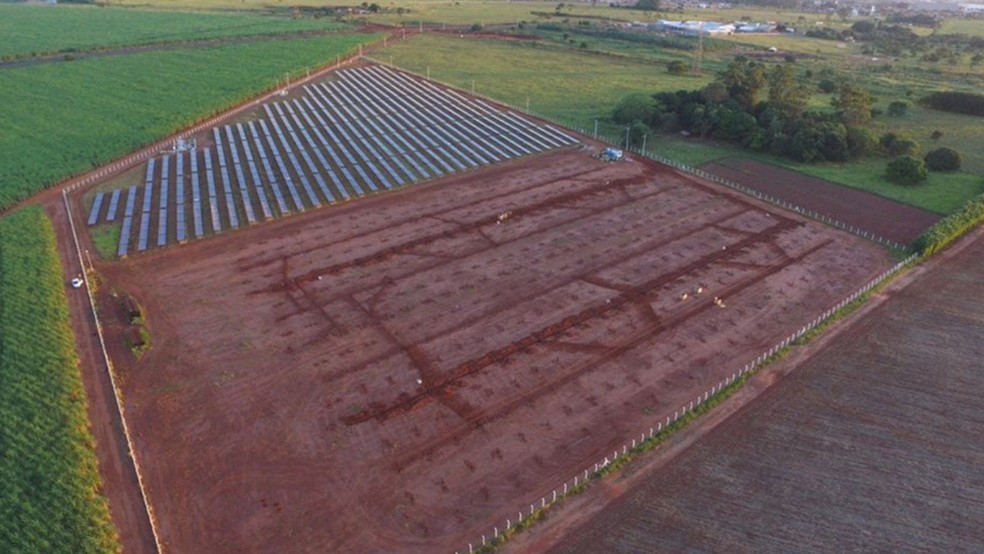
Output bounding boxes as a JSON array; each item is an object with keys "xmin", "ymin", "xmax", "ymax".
[{"xmin": 87, "ymin": 64, "xmax": 579, "ymax": 257}]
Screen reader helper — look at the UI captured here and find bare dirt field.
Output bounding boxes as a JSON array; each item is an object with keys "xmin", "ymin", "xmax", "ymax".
[
  {"xmin": 91, "ymin": 148, "xmax": 892, "ymax": 553},
  {"xmin": 545, "ymin": 229, "xmax": 984, "ymax": 554},
  {"xmin": 701, "ymin": 157, "xmax": 940, "ymax": 246}
]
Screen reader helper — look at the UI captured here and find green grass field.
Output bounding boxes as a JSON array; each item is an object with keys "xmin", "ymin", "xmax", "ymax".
[
  {"xmin": 0, "ymin": 32, "xmax": 376, "ymax": 211},
  {"xmin": 0, "ymin": 3, "xmax": 347, "ymax": 59},
  {"xmin": 0, "ymin": 206, "xmax": 120, "ymax": 554},
  {"xmin": 379, "ymin": 32, "xmax": 982, "ymax": 215},
  {"xmin": 378, "ymin": 33, "xmax": 712, "ymax": 132},
  {"xmin": 938, "ymin": 18, "xmax": 984, "ymax": 37}
]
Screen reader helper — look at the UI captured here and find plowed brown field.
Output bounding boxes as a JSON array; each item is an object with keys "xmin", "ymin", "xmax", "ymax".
[
  {"xmin": 701, "ymin": 157, "xmax": 940, "ymax": 246},
  {"xmin": 91, "ymin": 149, "xmax": 892, "ymax": 553},
  {"xmin": 545, "ymin": 228, "xmax": 984, "ymax": 554}
]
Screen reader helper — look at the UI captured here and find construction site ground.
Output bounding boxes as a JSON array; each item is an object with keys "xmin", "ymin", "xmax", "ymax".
[{"xmin": 86, "ymin": 148, "xmax": 893, "ymax": 553}]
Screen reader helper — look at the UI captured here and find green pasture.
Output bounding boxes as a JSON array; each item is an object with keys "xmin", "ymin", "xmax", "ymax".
[
  {"xmin": 378, "ymin": 33, "xmax": 712, "ymax": 131},
  {"xmin": 0, "ymin": 32, "xmax": 376, "ymax": 211},
  {"xmin": 722, "ymin": 33, "xmax": 860, "ymax": 56},
  {"xmin": 938, "ymin": 18, "xmax": 984, "ymax": 37},
  {"xmin": 644, "ymin": 136, "xmax": 983, "ymax": 215},
  {"xmin": 112, "ymin": 0, "xmax": 642, "ymax": 25},
  {"xmin": 0, "ymin": 206, "xmax": 119, "ymax": 554},
  {"xmin": 0, "ymin": 3, "xmax": 346, "ymax": 59}
]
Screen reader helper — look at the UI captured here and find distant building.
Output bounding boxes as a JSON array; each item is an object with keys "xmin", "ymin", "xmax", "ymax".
[
  {"xmin": 735, "ymin": 22, "xmax": 776, "ymax": 33},
  {"xmin": 653, "ymin": 20, "xmax": 736, "ymax": 35}
]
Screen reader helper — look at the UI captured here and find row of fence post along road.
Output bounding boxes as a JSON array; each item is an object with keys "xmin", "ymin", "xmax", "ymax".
[{"xmin": 455, "ymin": 251, "xmax": 916, "ymax": 554}]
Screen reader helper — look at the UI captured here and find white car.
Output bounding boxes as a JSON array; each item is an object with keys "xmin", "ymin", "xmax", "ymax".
[{"xmin": 70, "ymin": 277, "xmax": 84, "ymax": 289}]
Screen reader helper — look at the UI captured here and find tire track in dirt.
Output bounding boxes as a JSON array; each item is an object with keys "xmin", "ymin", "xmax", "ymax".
[{"xmin": 390, "ymin": 227, "xmax": 830, "ymax": 471}]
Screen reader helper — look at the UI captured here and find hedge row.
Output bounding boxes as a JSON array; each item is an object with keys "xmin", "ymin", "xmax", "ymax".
[{"xmin": 912, "ymin": 191, "xmax": 984, "ymax": 256}]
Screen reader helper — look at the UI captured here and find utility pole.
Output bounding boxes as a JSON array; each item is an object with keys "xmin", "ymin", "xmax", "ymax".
[
  {"xmin": 526, "ymin": 96, "xmax": 530, "ymax": 112},
  {"xmin": 593, "ymin": 119, "xmax": 599, "ymax": 138},
  {"xmin": 625, "ymin": 125, "xmax": 630, "ymax": 150},
  {"xmin": 642, "ymin": 133, "xmax": 647, "ymax": 154},
  {"xmin": 696, "ymin": 21, "xmax": 704, "ymax": 74}
]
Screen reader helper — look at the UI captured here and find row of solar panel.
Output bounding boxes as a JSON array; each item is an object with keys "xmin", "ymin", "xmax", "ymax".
[{"xmin": 91, "ymin": 64, "xmax": 578, "ymax": 257}]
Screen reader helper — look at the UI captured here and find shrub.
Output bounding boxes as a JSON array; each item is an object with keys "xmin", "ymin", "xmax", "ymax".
[
  {"xmin": 913, "ymin": 192, "xmax": 984, "ymax": 255},
  {"xmin": 887, "ymin": 99, "xmax": 911, "ymax": 116},
  {"xmin": 817, "ymin": 78, "xmax": 837, "ymax": 93},
  {"xmin": 924, "ymin": 147, "xmax": 962, "ymax": 171},
  {"xmin": 888, "ymin": 137, "xmax": 921, "ymax": 157},
  {"xmin": 846, "ymin": 126, "xmax": 877, "ymax": 159},
  {"xmin": 921, "ymin": 91, "xmax": 984, "ymax": 116},
  {"xmin": 886, "ymin": 155, "xmax": 927, "ymax": 185},
  {"xmin": 666, "ymin": 60, "xmax": 688, "ymax": 75},
  {"xmin": 612, "ymin": 93, "xmax": 660, "ymax": 126}
]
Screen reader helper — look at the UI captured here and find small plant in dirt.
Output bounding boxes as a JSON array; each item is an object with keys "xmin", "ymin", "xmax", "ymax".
[
  {"xmin": 924, "ymin": 147, "xmax": 962, "ymax": 172},
  {"xmin": 886, "ymin": 155, "xmax": 928, "ymax": 185}
]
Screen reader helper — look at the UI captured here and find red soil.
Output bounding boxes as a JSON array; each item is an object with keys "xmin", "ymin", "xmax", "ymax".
[
  {"xmin": 701, "ymin": 157, "xmax": 940, "ymax": 246},
  {"xmin": 87, "ymin": 149, "xmax": 892, "ymax": 553}
]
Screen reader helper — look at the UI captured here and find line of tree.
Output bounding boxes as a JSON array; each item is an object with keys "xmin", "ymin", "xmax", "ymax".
[
  {"xmin": 614, "ymin": 57, "xmax": 965, "ymax": 186},
  {"xmin": 920, "ymin": 91, "xmax": 984, "ymax": 117},
  {"xmin": 913, "ymin": 192, "xmax": 984, "ymax": 256},
  {"xmin": 614, "ymin": 57, "xmax": 881, "ymax": 164}
]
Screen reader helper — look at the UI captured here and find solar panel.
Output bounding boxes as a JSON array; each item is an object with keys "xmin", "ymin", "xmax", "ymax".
[
  {"xmin": 258, "ymin": 119, "xmax": 305, "ymax": 212},
  {"xmin": 247, "ymin": 121, "xmax": 290, "ymax": 215},
  {"xmin": 138, "ymin": 211, "xmax": 151, "ymax": 252},
  {"xmin": 106, "ymin": 189, "xmax": 122, "ymax": 222},
  {"xmin": 158, "ymin": 156, "xmax": 169, "ymax": 246},
  {"xmin": 157, "ymin": 208, "xmax": 168, "ymax": 248},
  {"xmin": 291, "ymin": 105, "xmax": 357, "ymax": 200},
  {"xmin": 117, "ymin": 187, "xmax": 136, "ymax": 257},
  {"xmin": 225, "ymin": 125, "xmax": 257, "ymax": 224},
  {"xmin": 175, "ymin": 151, "xmax": 185, "ymax": 206},
  {"xmin": 273, "ymin": 106, "xmax": 337, "ymax": 203},
  {"xmin": 87, "ymin": 192, "xmax": 104, "ymax": 226},
  {"xmin": 144, "ymin": 158, "xmax": 155, "ymax": 187},
  {"xmin": 160, "ymin": 155, "xmax": 170, "ymax": 208},
  {"xmin": 236, "ymin": 123, "xmax": 274, "ymax": 219},
  {"xmin": 191, "ymin": 152, "xmax": 204, "ymax": 238},
  {"xmin": 176, "ymin": 202, "xmax": 186, "ymax": 243},
  {"xmin": 203, "ymin": 148, "xmax": 223, "ymax": 232},
  {"xmin": 263, "ymin": 109, "xmax": 321, "ymax": 208}
]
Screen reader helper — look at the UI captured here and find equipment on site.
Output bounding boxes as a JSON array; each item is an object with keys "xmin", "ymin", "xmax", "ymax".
[{"xmin": 599, "ymin": 148, "xmax": 623, "ymax": 162}]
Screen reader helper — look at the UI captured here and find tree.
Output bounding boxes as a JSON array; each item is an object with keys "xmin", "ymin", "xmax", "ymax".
[
  {"xmin": 924, "ymin": 147, "xmax": 962, "ymax": 171},
  {"xmin": 716, "ymin": 56, "xmax": 766, "ymax": 112},
  {"xmin": 846, "ymin": 126, "xmax": 877, "ymax": 159},
  {"xmin": 628, "ymin": 120, "xmax": 650, "ymax": 148},
  {"xmin": 887, "ymin": 100, "xmax": 911, "ymax": 117},
  {"xmin": 612, "ymin": 93, "xmax": 660, "ymax": 126},
  {"xmin": 886, "ymin": 155, "xmax": 928, "ymax": 185},
  {"xmin": 832, "ymin": 82, "xmax": 874, "ymax": 125},
  {"xmin": 767, "ymin": 63, "xmax": 811, "ymax": 118},
  {"xmin": 701, "ymin": 81, "xmax": 729, "ymax": 104},
  {"xmin": 851, "ymin": 20, "xmax": 876, "ymax": 34},
  {"xmin": 787, "ymin": 125, "xmax": 824, "ymax": 162},
  {"xmin": 635, "ymin": 0, "xmax": 660, "ymax": 10},
  {"xmin": 930, "ymin": 130, "xmax": 944, "ymax": 141}
]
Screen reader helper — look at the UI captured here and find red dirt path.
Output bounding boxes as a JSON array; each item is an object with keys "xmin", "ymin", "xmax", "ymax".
[
  {"xmin": 701, "ymin": 157, "xmax": 940, "ymax": 246},
  {"xmin": 90, "ymin": 149, "xmax": 891, "ymax": 553}
]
